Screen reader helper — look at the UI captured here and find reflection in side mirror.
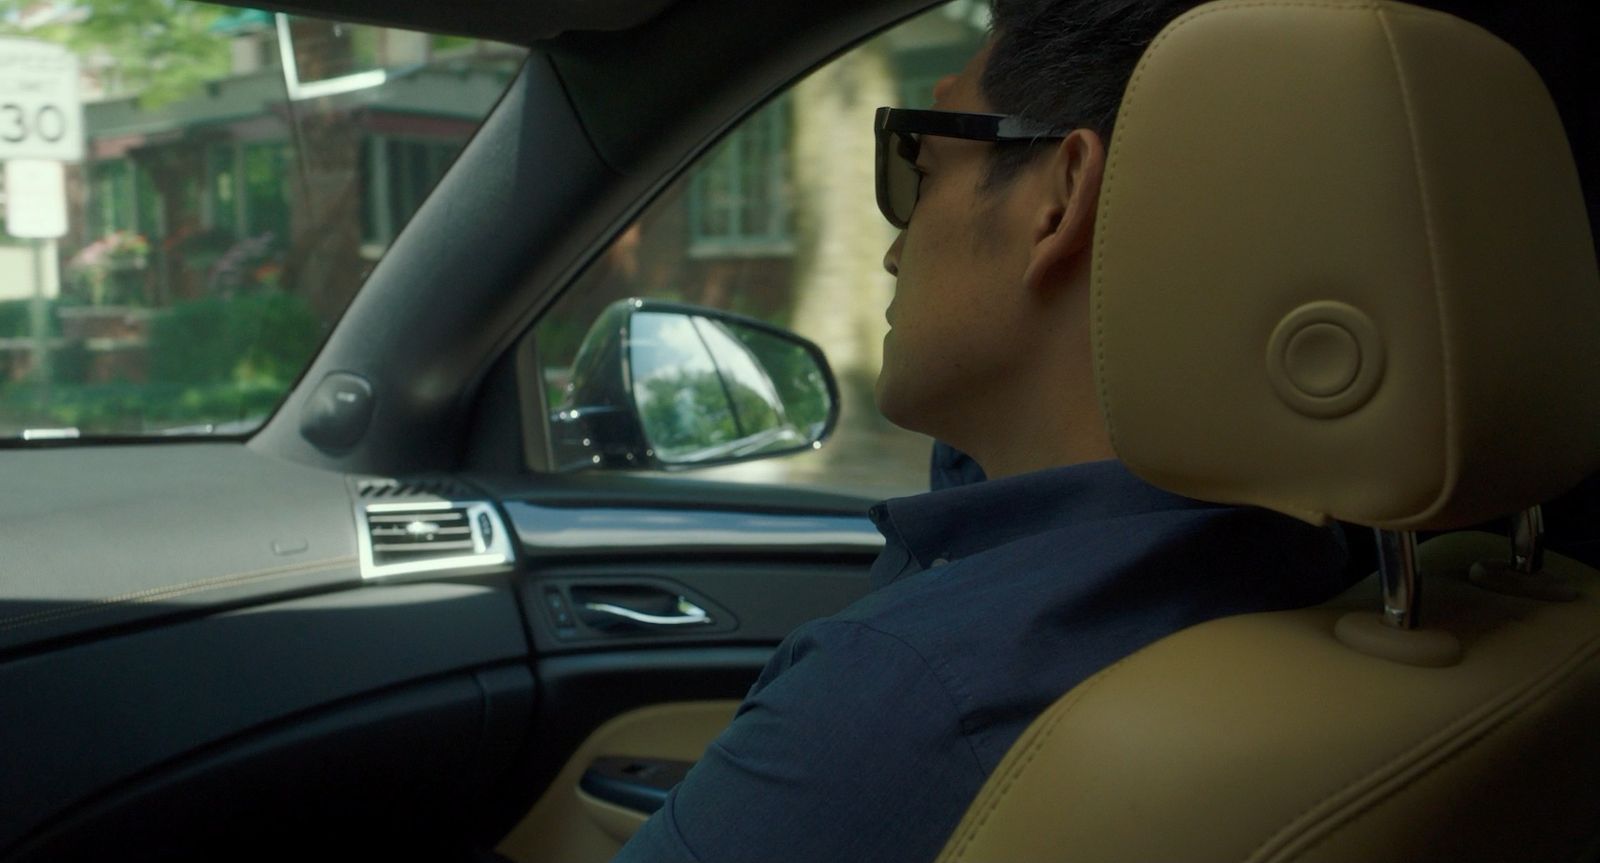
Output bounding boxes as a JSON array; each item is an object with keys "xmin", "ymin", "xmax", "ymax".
[{"xmin": 549, "ymin": 299, "xmax": 838, "ymax": 472}]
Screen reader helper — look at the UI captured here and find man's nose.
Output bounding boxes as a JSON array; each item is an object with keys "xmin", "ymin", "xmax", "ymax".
[
  {"xmin": 883, "ymin": 232, "xmax": 904, "ymax": 277},
  {"xmin": 931, "ymin": 74, "xmax": 958, "ymax": 104}
]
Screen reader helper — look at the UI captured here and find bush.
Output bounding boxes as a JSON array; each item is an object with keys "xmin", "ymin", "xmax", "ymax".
[
  {"xmin": 0, "ymin": 380, "xmax": 286, "ymax": 434},
  {"xmin": 0, "ymin": 299, "xmax": 59, "ymax": 339},
  {"xmin": 0, "ymin": 290, "xmax": 324, "ymax": 435},
  {"xmin": 149, "ymin": 291, "xmax": 322, "ymax": 387}
]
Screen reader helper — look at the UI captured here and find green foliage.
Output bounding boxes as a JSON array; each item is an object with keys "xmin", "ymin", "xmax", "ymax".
[
  {"xmin": 49, "ymin": 341, "xmax": 91, "ymax": 384},
  {"xmin": 537, "ymin": 316, "xmax": 591, "ymax": 381},
  {"xmin": 636, "ymin": 366, "xmax": 809, "ymax": 464},
  {"xmin": 0, "ymin": 379, "xmax": 283, "ymax": 434},
  {"xmin": 728, "ymin": 378, "xmax": 779, "ymax": 432},
  {"xmin": 733, "ymin": 327, "xmax": 830, "ymax": 433},
  {"xmin": 62, "ymin": 231, "xmax": 150, "ymax": 304},
  {"xmin": 637, "ymin": 370, "xmax": 740, "ymax": 460},
  {"xmin": 0, "ymin": 0, "xmax": 231, "ymax": 108},
  {"xmin": 0, "ymin": 299, "xmax": 52, "ymax": 338},
  {"xmin": 0, "ymin": 301, "xmax": 26, "ymax": 339},
  {"xmin": 148, "ymin": 291, "xmax": 321, "ymax": 386},
  {"xmin": 429, "ymin": 34, "xmax": 477, "ymax": 56},
  {"xmin": 0, "ymin": 291, "xmax": 320, "ymax": 434}
]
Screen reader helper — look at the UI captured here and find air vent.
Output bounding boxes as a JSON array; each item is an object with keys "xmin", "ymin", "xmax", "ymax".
[
  {"xmin": 367, "ymin": 507, "xmax": 476, "ymax": 564},
  {"xmin": 355, "ymin": 477, "xmax": 474, "ymax": 499},
  {"xmin": 357, "ymin": 500, "xmax": 513, "ymax": 580}
]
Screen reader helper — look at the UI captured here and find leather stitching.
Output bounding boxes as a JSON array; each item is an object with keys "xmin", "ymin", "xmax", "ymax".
[
  {"xmin": 1247, "ymin": 626, "xmax": 1600, "ymax": 862},
  {"xmin": 947, "ymin": 605, "xmax": 1600, "ymax": 863},
  {"xmin": 1094, "ymin": 0, "xmax": 1384, "ymax": 456},
  {"xmin": 943, "ymin": 654, "xmax": 1135, "ymax": 860},
  {"xmin": 1372, "ymin": 3, "xmax": 1458, "ymax": 525},
  {"xmin": 0, "ymin": 556, "xmax": 358, "ymax": 633}
]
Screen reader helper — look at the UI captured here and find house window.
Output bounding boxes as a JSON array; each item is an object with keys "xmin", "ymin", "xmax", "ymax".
[
  {"xmin": 86, "ymin": 159, "xmax": 160, "ymax": 238},
  {"xmin": 242, "ymin": 142, "xmax": 293, "ymax": 240},
  {"xmin": 88, "ymin": 161, "xmax": 137, "ymax": 237},
  {"xmin": 360, "ymin": 136, "xmax": 461, "ymax": 251},
  {"xmin": 205, "ymin": 143, "xmax": 240, "ymax": 236},
  {"xmin": 687, "ymin": 96, "xmax": 793, "ymax": 257}
]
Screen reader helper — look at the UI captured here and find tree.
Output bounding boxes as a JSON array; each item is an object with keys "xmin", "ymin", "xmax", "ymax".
[{"xmin": 0, "ymin": 0, "xmax": 231, "ymax": 107}]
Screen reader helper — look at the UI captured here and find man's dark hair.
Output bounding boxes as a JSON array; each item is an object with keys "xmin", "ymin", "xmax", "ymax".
[{"xmin": 981, "ymin": 0, "xmax": 1202, "ymax": 187}]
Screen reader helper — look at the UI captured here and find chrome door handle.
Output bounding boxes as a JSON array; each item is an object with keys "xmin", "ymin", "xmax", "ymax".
[{"xmin": 579, "ymin": 596, "xmax": 713, "ymax": 627}]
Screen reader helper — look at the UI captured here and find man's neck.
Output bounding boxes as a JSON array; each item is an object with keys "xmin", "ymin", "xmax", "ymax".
[
  {"xmin": 953, "ymin": 373, "xmax": 1115, "ymax": 481},
  {"xmin": 971, "ymin": 434, "xmax": 1115, "ymax": 480}
]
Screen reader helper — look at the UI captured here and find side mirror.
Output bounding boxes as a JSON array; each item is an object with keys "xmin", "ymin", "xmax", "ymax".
[{"xmin": 549, "ymin": 299, "xmax": 840, "ymax": 472}]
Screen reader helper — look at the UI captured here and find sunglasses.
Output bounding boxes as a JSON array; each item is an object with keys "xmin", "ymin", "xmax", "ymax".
[{"xmin": 875, "ymin": 107, "xmax": 1075, "ymax": 229}]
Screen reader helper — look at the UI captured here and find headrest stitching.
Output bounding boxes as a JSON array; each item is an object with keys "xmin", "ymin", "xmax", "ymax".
[
  {"xmin": 1373, "ymin": 3, "xmax": 1458, "ymax": 524},
  {"xmin": 944, "ymin": 652, "xmax": 1138, "ymax": 859},
  {"xmin": 1095, "ymin": 0, "xmax": 1389, "ymax": 468}
]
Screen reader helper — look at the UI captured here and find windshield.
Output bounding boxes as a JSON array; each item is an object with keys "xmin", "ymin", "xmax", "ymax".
[{"xmin": 0, "ymin": 1, "xmax": 525, "ymax": 440}]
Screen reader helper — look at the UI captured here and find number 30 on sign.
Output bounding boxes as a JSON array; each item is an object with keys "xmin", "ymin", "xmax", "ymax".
[{"xmin": 0, "ymin": 39, "xmax": 84, "ymax": 163}]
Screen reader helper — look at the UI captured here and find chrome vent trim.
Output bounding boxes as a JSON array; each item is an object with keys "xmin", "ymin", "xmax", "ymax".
[{"xmin": 357, "ymin": 499, "xmax": 514, "ymax": 581}]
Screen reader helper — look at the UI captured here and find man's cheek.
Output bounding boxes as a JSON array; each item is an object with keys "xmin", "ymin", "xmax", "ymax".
[{"xmin": 896, "ymin": 235, "xmax": 938, "ymax": 298}]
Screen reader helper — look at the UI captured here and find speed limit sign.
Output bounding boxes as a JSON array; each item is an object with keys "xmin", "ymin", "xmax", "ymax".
[{"xmin": 0, "ymin": 38, "xmax": 83, "ymax": 162}]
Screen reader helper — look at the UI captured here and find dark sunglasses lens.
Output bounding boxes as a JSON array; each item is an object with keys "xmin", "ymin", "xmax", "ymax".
[{"xmin": 885, "ymin": 131, "xmax": 920, "ymax": 227}]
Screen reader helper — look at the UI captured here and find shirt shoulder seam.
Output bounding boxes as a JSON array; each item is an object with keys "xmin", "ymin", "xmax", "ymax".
[{"xmin": 810, "ymin": 617, "xmax": 989, "ymax": 779}]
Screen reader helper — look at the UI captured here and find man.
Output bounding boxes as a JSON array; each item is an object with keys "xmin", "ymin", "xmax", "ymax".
[{"xmin": 616, "ymin": 1, "xmax": 1354, "ymax": 860}]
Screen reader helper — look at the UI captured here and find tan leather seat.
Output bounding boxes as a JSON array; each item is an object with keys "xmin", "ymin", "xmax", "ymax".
[{"xmin": 937, "ymin": 1, "xmax": 1600, "ymax": 860}]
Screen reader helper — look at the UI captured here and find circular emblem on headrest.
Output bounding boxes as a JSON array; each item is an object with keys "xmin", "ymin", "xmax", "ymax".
[{"xmin": 1266, "ymin": 302, "xmax": 1384, "ymax": 419}]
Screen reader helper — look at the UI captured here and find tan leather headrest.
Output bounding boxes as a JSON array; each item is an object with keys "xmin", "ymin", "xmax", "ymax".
[{"xmin": 1092, "ymin": 0, "xmax": 1600, "ymax": 530}]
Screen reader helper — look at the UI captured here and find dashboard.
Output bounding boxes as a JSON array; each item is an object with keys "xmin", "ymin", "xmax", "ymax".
[{"xmin": 0, "ymin": 443, "xmax": 879, "ymax": 862}]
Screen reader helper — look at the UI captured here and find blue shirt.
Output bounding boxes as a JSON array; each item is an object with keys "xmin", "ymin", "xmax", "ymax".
[
  {"xmin": 615, "ymin": 459, "xmax": 1352, "ymax": 863},
  {"xmin": 929, "ymin": 440, "xmax": 986, "ymax": 490}
]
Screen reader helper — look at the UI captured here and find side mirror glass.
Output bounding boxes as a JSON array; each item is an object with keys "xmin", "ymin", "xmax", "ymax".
[{"xmin": 549, "ymin": 299, "xmax": 839, "ymax": 471}]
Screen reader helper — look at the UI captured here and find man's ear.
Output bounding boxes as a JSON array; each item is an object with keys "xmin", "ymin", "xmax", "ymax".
[{"xmin": 1021, "ymin": 129, "xmax": 1106, "ymax": 294}]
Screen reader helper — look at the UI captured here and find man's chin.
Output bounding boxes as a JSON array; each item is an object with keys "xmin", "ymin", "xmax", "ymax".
[
  {"xmin": 872, "ymin": 371, "xmax": 900, "ymax": 426},
  {"xmin": 872, "ymin": 372, "xmax": 923, "ymax": 435}
]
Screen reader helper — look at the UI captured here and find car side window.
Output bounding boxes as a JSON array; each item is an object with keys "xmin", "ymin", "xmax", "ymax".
[{"xmin": 530, "ymin": 0, "xmax": 990, "ymax": 499}]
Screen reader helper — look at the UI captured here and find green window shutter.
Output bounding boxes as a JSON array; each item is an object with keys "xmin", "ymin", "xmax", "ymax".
[
  {"xmin": 688, "ymin": 94, "xmax": 794, "ymax": 256},
  {"xmin": 206, "ymin": 143, "xmax": 239, "ymax": 236},
  {"xmin": 242, "ymin": 142, "xmax": 292, "ymax": 240}
]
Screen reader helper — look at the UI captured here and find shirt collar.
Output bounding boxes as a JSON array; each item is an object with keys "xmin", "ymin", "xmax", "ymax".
[{"xmin": 868, "ymin": 459, "xmax": 1220, "ymax": 586}]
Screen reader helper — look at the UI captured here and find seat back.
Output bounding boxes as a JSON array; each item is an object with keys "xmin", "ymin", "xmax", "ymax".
[
  {"xmin": 940, "ymin": 535, "xmax": 1600, "ymax": 862},
  {"xmin": 939, "ymin": 0, "xmax": 1600, "ymax": 859}
]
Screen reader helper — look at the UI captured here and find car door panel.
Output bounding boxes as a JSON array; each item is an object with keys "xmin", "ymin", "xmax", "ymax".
[
  {"xmin": 9, "ymin": 665, "xmax": 534, "ymax": 863},
  {"xmin": 0, "ymin": 576, "xmax": 532, "ymax": 860},
  {"xmin": 497, "ymin": 700, "xmax": 742, "ymax": 863},
  {"xmin": 509, "ymin": 501, "xmax": 886, "ymax": 558},
  {"xmin": 454, "ymin": 472, "xmax": 884, "ymax": 859},
  {"xmin": 486, "ymin": 473, "xmax": 882, "ymax": 657},
  {"xmin": 524, "ymin": 563, "xmax": 870, "ymax": 653}
]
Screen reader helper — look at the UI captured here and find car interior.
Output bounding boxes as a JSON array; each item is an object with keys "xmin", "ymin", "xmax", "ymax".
[{"xmin": 0, "ymin": 0, "xmax": 1595, "ymax": 862}]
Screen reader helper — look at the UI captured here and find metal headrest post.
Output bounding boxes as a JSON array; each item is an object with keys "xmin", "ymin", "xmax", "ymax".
[
  {"xmin": 1334, "ymin": 529, "xmax": 1459, "ymax": 665},
  {"xmin": 1512, "ymin": 505, "xmax": 1546, "ymax": 574},
  {"xmin": 1375, "ymin": 529, "xmax": 1421, "ymax": 630},
  {"xmin": 1467, "ymin": 504, "xmax": 1574, "ymax": 602}
]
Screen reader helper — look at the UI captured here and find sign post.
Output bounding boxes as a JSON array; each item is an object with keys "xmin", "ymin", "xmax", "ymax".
[{"xmin": 0, "ymin": 38, "xmax": 83, "ymax": 402}]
